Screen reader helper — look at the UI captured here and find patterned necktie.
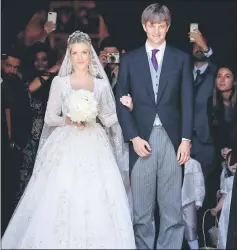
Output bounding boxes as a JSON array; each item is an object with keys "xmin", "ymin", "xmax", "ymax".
[
  {"xmin": 194, "ymin": 69, "xmax": 201, "ymax": 86},
  {"xmin": 151, "ymin": 49, "xmax": 159, "ymax": 71}
]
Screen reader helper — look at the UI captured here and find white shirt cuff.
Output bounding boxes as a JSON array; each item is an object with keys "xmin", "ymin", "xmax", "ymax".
[
  {"xmin": 182, "ymin": 138, "xmax": 191, "ymax": 142},
  {"xmin": 203, "ymin": 47, "xmax": 213, "ymax": 58}
]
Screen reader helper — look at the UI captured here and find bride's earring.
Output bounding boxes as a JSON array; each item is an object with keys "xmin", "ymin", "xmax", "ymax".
[
  {"xmin": 67, "ymin": 56, "xmax": 73, "ymax": 74},
  {"xmin": 88, "ymin": 63, "xmax": 93, "ymax": 75},
  {"xmin": 70, "ymin": 60, "xmax": 74, "ymax": 73},
  {"xmin": 88, "ymin": 53, "xmax": 93, "ymax": 75}
]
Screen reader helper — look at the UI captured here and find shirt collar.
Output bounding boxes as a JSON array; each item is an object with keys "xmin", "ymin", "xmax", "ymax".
[
  {"xmin": 194, "ymin": 63, "xmax": 209, "ymax": 74},
  {"xmin": 145, "ymin": 40, "xmax": 166, "ymax": 55}
]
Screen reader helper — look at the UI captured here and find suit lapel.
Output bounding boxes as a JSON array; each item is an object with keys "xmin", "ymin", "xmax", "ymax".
[
  {"xmin": 138, "ymin": 46, "xmax": 156, "ymax": 105},
  {"xmin": 157, "ymin": 45, "xmax": 174, "ymax": 105}
]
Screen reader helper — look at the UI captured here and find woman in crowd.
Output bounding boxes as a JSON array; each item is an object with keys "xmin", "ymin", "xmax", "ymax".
[
  {"xmin": 208, "ymin": 66, "xmax": 236, "ymax": 155},
  {"xmin": 19, "ymin": 43, "xmax": 60, "ymax": 197}
]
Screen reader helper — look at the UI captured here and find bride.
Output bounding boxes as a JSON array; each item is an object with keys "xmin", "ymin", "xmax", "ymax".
[{"xmin": 2, "ymin": 31, "xmax": 135, "ymax": 249}]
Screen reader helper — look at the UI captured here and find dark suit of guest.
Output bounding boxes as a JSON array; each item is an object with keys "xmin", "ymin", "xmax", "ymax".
[
  {"xmin": 116, "ymin": 42, "xmax": 193, "ymax": 249},
  {"xmin": 1, "ymin": 75, "xmax": 32, "ymax": 234},
  {"xmin": 192, "ymin": 63, "xmax": 217, "ymax": 178},
  {"xmin": 191, "ymin": 62, "xmax": 219, "ymax": 247}
]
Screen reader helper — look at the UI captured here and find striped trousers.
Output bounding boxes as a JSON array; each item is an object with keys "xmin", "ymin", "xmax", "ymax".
[{"xmin": 131, "ymin": 126, "xmax": 184, "ymax": 249}]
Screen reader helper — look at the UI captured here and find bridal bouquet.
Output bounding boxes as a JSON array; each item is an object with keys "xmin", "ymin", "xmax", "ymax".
[{"xmin": 68, "ymin": 90, "xmax": 98, "ymax": 124}]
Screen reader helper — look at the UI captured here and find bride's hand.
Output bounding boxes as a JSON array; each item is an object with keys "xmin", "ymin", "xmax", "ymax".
[
  {"xmin": 65, "ymin": 117, "xmax": 84, "ymax": 128},
  {"xmin": 120, "ymin": 94, "xmax": 133, "ymax": 111},
  {"xmin": 65, "ymin": 116, "xmax": 73, "ymax": 125},
  {"xmin": 75, "ymin": 122, "xmax": 85, "ymax": 128}
]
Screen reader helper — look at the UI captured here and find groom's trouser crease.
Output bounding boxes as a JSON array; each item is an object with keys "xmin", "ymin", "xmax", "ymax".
[{"xmin": 131, "ymin": 126, "xmax": 184, "ymax": 249}]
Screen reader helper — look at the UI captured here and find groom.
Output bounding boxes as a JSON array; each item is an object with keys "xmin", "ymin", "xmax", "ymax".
[{"xmin": 116, "ymin": 3, "xmax": 194, "ymax": 249}]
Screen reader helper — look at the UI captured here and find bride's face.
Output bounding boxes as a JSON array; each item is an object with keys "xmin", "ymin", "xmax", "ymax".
[{"xmin": 70, "ymin": 42, "xmax": 91, "ymax": 71}]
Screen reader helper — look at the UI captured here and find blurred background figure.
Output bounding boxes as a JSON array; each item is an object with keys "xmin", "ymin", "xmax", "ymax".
[
  {"xmin": 1, "ymin": 50, "xmax": 32, "ymax": 235},
  {"xmin": 19, "ymin": 42, "xmax": 59, "ymax": 198},
  {"xmin": 98, "ymin": 36, "xmax": 125, "ymax": 95}
]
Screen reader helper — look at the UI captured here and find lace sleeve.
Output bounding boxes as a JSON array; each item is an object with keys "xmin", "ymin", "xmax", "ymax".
[
  {"xmin": 44, "ymin": 76, "xmax": 65, "ymax": 127},
  {"xmin": 98, "ymin": 79, "xmax": 129, "ymax": 175},
  {"xmin": 98, "ymin": 81, "xmax": 117, "ymax": 128}
]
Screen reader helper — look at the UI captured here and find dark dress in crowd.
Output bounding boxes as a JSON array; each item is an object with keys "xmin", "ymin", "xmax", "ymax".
[
  {"xmin": 208, "ymin": 98, "xmax": 237, "ymax": 151},
  {"xmin": 19, "ymin": 74, "xmax": 55, "ymax": 196},
  {"xmin": 1, "ymin": 74, "xmax": 32, "ymax": 235}
]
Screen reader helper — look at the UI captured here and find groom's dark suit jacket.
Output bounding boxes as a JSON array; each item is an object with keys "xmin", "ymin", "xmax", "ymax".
[{"xmin": 116, "ymin": 44, "xmax": 194, "ymax": 170}]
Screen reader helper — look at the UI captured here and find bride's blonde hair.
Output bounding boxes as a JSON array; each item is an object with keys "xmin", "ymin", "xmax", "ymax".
[{"xmin": 68, "ymin": 31, "xmax": 92, "ymax": 52}]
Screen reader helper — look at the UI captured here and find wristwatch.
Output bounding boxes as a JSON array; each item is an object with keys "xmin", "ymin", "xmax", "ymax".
[
  {"xmin": 203, "ymin": 47, "xmax": 210, "ymax": 53},
  {"xmin": 42, "ymin": 72, "xmax": 51, "ymax": 77}
]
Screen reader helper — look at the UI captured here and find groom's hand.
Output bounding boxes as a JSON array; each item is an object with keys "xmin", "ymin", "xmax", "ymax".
[
  {"xmin": 131, "ymin": 136, "xmax": 151, "ymax": 157},
  {"xmin": 176, "ymin": 140, "xmax": 190, "ymax": 165}
]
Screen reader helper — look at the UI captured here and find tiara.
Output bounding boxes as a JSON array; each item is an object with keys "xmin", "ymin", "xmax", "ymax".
[{"xmin": 67, "ymin": 31, "xmax": 91, "ymax": 44}]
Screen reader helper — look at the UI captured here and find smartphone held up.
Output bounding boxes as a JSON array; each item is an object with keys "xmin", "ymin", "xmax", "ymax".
[
  {"xmin": 47, "ymin": 12, "xmax": 57, "ymax": 30},
  {"xmin": 190, "ymin": 23, "xmax": 198, "ymax": 42}
]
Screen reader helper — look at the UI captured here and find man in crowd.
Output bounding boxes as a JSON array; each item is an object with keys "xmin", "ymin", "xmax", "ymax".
[
  {"xmin": 189, "ymin": 29, "xmax": 218, "ymax": 247},
  {"xmin": 1, "ymin": 50, "xmax": 32, "ymax": 235},
  {"xmin": 98, "ymin": 36, "xmax": 125, "ymax": 95}
]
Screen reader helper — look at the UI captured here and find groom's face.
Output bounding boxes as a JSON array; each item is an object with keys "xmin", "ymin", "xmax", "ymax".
[{"xmin": 143, "ymin": 21, "xmax": 169, "ymax": 46}]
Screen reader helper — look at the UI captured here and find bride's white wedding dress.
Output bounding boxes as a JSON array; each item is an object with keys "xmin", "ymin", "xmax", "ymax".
[{"xmin": 2, "ymin": 76, "xmax": 135, "ymax": 249}]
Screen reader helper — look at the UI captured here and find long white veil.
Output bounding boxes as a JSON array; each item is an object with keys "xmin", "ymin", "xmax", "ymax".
[{"xmin": 37, "ymin": 31, "xmax": 130, "ymax": 194}]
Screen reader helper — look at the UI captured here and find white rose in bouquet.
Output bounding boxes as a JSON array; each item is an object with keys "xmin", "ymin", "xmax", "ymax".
[{"xmin": 68, "ymin": 90, "xmax": 98, "ymax": 124}]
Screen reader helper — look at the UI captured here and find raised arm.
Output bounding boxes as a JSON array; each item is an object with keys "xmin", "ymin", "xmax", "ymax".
[{"xmin": 44, "ymin": 76, "xmax": 65, "ymax": 127}]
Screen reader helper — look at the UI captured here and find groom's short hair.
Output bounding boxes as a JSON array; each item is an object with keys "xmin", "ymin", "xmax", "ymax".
[{"xmin": 141, "ymin": 3, "xmax": 171, "ymax": 26}]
